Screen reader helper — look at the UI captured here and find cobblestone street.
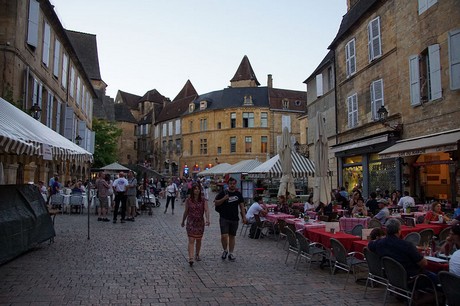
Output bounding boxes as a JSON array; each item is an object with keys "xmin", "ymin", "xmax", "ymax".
[{"xmin": 0, "ymin": 192, "xmax": 403, "ymax": 305}]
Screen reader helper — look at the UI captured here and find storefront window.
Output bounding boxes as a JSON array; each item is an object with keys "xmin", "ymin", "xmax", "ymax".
[
  {"xmin": 342, "ymin": 166, "xmax": 363, "ymax": 194},
  {"xmin": 344, "ymin": 156, "xmax": 362, "ymax": 164},
  {"xmin": 369, "ymin": 159, "xmax": 397, "ymax": 195}
]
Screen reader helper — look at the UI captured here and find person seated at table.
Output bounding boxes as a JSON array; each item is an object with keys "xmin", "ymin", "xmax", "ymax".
[
  {"xmin": 351, "ymin": 197, "xmax": 368, "ymax": 217},
  {"xmin": 369, "ymin": 227, "xmax": 385, "ymax": 241},
  {"xmin": 245, "ymin": 196, "xmax": 268, "ymax": 223},
  {"xmin": 424, "ymin": 202, "xmax": 450, "ymax": 224},
  {"xmin": 369, "ymin": 219, "xmax": 437, "ymax": 283},
  {"xmin": 277, "ymin": 195, "xmax": 290, "ymax": 214},
  {"xmin": 348, "ymin": 190, "xmax": 361, "ymax": 210},
  {"xmin": 438, "ymin": 224, "xmax": 460, "ymax": 276},
  {"xmin": 334, "ymin": 189, "xmax": 348, "ymax": 208},
  {"xmin": 304, "ymin": 194, "xmax": 315, "ymax": 213},
  {"xmin": 373, "ymin": 199, "xmax": 390, "ymax": 224},
  {"xmin": 70, "ymin": 180, "xmax": 85, "ymax": 195},
  {"xmin": 397, "ymin": 191, "xmax": 415, "ymax": 211},
  {"xmin": 365, "ymin": 192, "xmax": 379, "ymax": 216}
]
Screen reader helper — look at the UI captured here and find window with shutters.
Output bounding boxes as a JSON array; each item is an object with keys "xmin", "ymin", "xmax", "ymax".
[
  {"xmin": 345, "ymin": 39, "xmax": 356, "ymax": 77},
  {"xmin": 200, "ymin": 118, "xmax": 207, "ymax": 131},
  {"xmin": 409, "ymin": 44, "xmax": 442, "ymax": 106},
  {"xmin": 200, "ymin": 139, "xmax": 207, "ymax": 155},
  {"xmin": 261, "ymin": 136, "xmax": 268, "ymax": 153},
  {"xmin": 368, "ymin": 17, "xmax": 382, "ymax": 62},
  {"xmin": 61, "ymin": 53, "xmax": 68, "ymax": 88},
  {"xmin": 418, "ymin": 0, "xmax": 437, "ymax": 15},
  {"xmin": 42, "ymin": 22, "xmax": 51, "ymax": 66},
  {"xmin": 46, "ymin": 93, "xmax": 54, "ymax": 128},
  {"xmin": 370, "ymin": 79, "xmax": 384, "ymax": 120},
  {"xmin": 69, "ymin": 67, "xmax": 75, "ymax": 98},
  {"xmin": 316, "ymin": 74, "xmax": 323, "ymax": 97},
  {"xmin": 448, "ymin": 29, "xmax": 460, "ymax": 90},
  {"xmin": 347, "ymin": 94, "xmax": 358, "ymax": 128},
  {"xmin": 327, "ymin": 66, "xmax": 334, "ymax": 90},
  {"xmin": 27, "ymin": 0, "xmax": 39, "ymax": 48}
]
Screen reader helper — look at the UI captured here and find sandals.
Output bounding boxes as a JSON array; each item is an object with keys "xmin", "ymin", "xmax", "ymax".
[
  {"xmin": 189, "ymin": 258, "xmax": 194, "ymax": 266},
  {"xmin": 195, "ymin": 255, "xmax": 201, "ymax": 262}
]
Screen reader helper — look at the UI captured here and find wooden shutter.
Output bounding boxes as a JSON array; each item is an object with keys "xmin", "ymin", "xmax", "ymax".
[
  {"xmin": 53, "ymin": 39, "xmax": 60, "ymax": 77},
  {"xmin": 64, "ymin": 106, "xmax": 75, "ymax": 140},
  {"xmin": 316, "ymin": 74, "xmax": 323, "ymax": 97},
  {"xmin": 449, "ymin": 29, "xmax": 460, "ymax": 90},
  {"xmin": 27, "ymin": 0, "xmax": 39, "ymax": 47},
  {"xmin": 371, "ymin": 79, "xmax": 384, "ymax": 120},
  {"xmin": 42, "ymin": 22, "xmax": 51, "ymax": 66},
  {"xmin": 409, "ymin": 55, "xmax": 421, "ymax": 106},
  {"xmin": 55, "ymin": 100, "xmax": 61, "ymax": 134},
  {"xmin": 368, "ymin": 17, "xmax": 382, "ymax": 61},
  {"xmin": 428, "ymin": 44, "xmax": 442, "ymax": 100}
]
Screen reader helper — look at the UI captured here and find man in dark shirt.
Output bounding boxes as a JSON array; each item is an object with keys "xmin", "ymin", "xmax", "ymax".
[
  {"xmin": 366, "ymin": 192, "xmax": 379, "ymax": 216},
  {"xmin": 369, "ymin": 218, "xmax": 427, "ymax": 277},
  {"xmin": 214, "ymin": 177, "xmax": 247, "ymax": 262}
]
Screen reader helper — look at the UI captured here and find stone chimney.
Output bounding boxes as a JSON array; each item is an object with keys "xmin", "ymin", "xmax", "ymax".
[
  {"xmin": 267, "ymin": 74, "xmax": 273, "ymax": 88},
  {"xmin": 347, "ymin": 0, "xmax": 360, "ymax": 11}
]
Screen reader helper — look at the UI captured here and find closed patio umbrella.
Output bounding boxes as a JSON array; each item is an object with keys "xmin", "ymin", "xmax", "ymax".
[
  {"xmin": 278, "ymin": 127, "xmax": 296, "ymax": 197},
  {"xmin": 313, "ymin": 112, "xmax": 331, "ymax": 207}
]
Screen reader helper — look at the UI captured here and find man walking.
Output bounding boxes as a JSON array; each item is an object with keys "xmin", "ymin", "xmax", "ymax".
[
  {"xmin": 126, "ymin": 171, "xmax": 137, "ymax": 221},
  {"xmin": 95, "ymin": 172, "xmax": 110, "ymax": 222},
  {"xmin": 214, "ymin": 177, "xmax": 247, "ymax": 261},
  {"xmin": 112, "ymin": 172, "xmax": 129, "ymax": 223}
]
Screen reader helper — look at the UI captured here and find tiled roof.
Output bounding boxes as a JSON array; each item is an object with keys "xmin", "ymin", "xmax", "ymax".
[
  {"xmin": 114, "ymin": 103, "xmax": 137, "ymax": 123},
  {"xmin": 230, "ymin": 55, "xmax": 260, "ymax": 85},
  {"xmin": 172, "ymin": 80, "xmax": 198, "ymax": 101},
  {"xmin": 138, "ymin": 111, "xmax": 152, "ymax": 124},
  {"xmin": 268, "ymin": 88, "xmax": 307, "ymax": 111},
  {"xmin": 303, "ymin": 50, "xmax": 334, "ymax": 83},
  {"xmin": 65, "ymin": 30, "xmax": 102, "ymax": 81},
  {"xmin": 328, "ymin": 0, "xmax": 380, "ymax": 49},
  {"xmin": 93, "ymin": 94, "xmax": 115, "ymax": 121},
  {"xmin": 139, "ymin": 89, "xmax": 168, "ymax": 104},
  {"xmin": 118, "ymin": 90, "xmax": 141, "ymax": 109}
]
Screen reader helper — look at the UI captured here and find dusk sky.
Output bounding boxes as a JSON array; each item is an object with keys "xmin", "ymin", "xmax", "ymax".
[{"xmin": 51, "ymin": 1, "xmax": 347, "ymax": 99}]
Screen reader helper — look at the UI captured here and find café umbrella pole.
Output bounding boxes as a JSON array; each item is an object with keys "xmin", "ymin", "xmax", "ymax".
[{"xmin": 87, "ymin": 181, "xmax": 91, "ymax": 240}]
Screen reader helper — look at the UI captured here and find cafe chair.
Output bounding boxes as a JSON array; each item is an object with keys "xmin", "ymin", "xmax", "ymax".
[
  {"xmin": 381, "ymin": 256, "xmax": 438, "ymax": 306},
  {"xmin": 329, "ymin": 238, "xmax": 366, "ymax": 289},
  {"xmin": 284, "ymin": 227, "xmax": 300, "ymax": 266},
  {"xmin": 404, "ymin": 217, "xmax": 416, "ymax": 227},
  {"xmin": 351, "ymin": 224, "xmax": 364, "ymax": 237},
  {"xmin": 436, "ymin": 226, "xmax": 451, "ymax": 244},
  {"xmin": 294, "ymin": 231, "xmax": 328, "ymax": 275},
  {"xmin": 438, "ymin": 271, "xmax": 460, "ymax": 306},
  {"xmin": 368, "ymin": 218, "xmax": 382, "ymax": 229},
  {"xmin": 50, "ymin": 194, "xmax": 64, "ymax": 213},
  {"xmin": 363, "ymin": 247, "xmax": 387, "ymax": 298},
  {"xmin": 239, "ymin": 208, "xmax": 251, "ymax": 237},
  {"xmin": 254, "ymin": 214, "xmax": 275, "ymax": 239},
  {"xmin": 418, "ymin": 228, "xmax": 434, "ymax": 247},
  {"xmin": 276, "ymin": 219, "xmax": 288, "ymax": 249},
  {"xmin": 69, "ymin": 195, "xmax": 83, "ymax": 214},
  {"xmin": 404, "ymin": 232, "xmax": 421, "ymax": 246}
]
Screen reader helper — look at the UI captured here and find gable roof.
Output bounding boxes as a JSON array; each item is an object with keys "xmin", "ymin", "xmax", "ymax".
[
  {"xmin": 156, "ymin": 81, "xmax": 199, "ymax": 123},
  {"xmin": 230, "ymin": 55, "xmax": 260, "ymax": 85},
  {"xmin": 117, "ymin": 90, "xmax": 141, "ymax": 109},
  {"xmin": 65, "ymin": 30, "xmax": 102, "ymax": 81},
  {"xmin": 139, "ymin": 89, "xmax": 168, "ymax": 104},
  {"xmin": 328, "ymin": 0, "xmax": 380, "ymax": 49}
]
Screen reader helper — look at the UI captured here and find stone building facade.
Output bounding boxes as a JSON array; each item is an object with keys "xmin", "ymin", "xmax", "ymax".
[{"xmin": 0, "ymin": 0, "xmax": 98, "ymax": 184}]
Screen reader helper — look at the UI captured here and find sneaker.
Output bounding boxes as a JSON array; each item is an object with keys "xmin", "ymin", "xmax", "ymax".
[
  {"xmin": 103, "ymin": 218, "xmax": 110, "ymax": 222},
  {"xmin": 228, "ymin": 254, "xmax": 236, "ymax": 262},
  {"xmin": 113, "ymin": 220, "xmax": 117, "ymax": 224},
  {"xmin": 97, "ymin": 218, "xmax": 102, "ymax": 221},
  {"xmin": 221, "ymin": 250, "xmax": 228, "ymax": 260}
]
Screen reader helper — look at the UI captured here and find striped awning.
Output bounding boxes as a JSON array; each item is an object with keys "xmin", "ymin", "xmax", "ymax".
[
  {"xmin": 226, "ymin": 159, "xmax": 262, "ymax": 174},
  {"xmin": 0, "ymin": 98, "xmax": 92, "ymax": 162},
  {"xmin": 198, "ymin": 163, "xmax": 232, "ymax": 176},
  {"xmin": 248, "ymin": 151, "xmax": 315, "ymax": 178}
]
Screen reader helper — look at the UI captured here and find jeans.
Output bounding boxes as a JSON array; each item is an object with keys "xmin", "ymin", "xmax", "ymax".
[
  {"xmin": 165, "ymin": 196, "xmax": 175, "ymax": 211},
  {"xmin": 113, "ymin": 192, "xmax": 127, "ymax": 220}
]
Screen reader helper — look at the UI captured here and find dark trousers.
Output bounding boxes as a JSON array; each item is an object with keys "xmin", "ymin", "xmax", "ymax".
[
  {"xmin": 114, "ymin": 192, "xmax": 127, "ymax": 220},
  {"xmin": 165, "ymin": 196, "xmax": 175, "ymax": 211}
]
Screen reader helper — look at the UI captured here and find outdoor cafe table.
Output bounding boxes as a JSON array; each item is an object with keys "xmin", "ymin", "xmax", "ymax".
[
  {"xmin": 284, "ymin": 218, "xmax": 326, "ymax": 231},
  {"xmin": 399, "ymin": 223, "xmax": 450, "ymax": 237},
  {"xmin": 265, "ymin": 213, "xmax": 295, "ymax": 224},
  {"xmin": 339, "ymin": 217, "xmax": 371, "ymax": 232},
  {"xmin": 305, "ymin": 228, "xmax": 361, "ymax": 251}
]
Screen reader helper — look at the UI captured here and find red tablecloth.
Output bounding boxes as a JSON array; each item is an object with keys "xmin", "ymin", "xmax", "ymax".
[
  {"xmin": 265, "ymin": 213, "xmax": 295, "ymax": 224},
  {"xmin": 425, "ymin": 259, "xmax": 449, "ymax": 273},
  {"xmin": 339, "ymin": 217, "xmax": 371, "ymax": 232},
  {"xmin": 305, "ymin": 228, "xmax": 361, "ymax": 251},
  {"xmin": 352, "ymin": 240, "xmax": 369, "ymax": 253},
  {"xmin": 399, "ymin": 223, "xmax": 449, "ymax": 237}
]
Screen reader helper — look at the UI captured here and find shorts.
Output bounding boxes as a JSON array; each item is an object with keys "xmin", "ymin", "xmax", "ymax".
[
  {"xmin": 127, "ymin": 196, "xmax": 137, "ymax": 208},
  {"xmin": 219, "ymin": 217, "xmax": 239, "ymax": 236},
  {"xmin": 98, "ymin": 196, "xmax": 109, "ymax": 209}
]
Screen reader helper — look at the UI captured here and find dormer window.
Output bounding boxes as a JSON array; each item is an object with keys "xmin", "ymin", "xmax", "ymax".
[
  {"xmin": 189, "ymin": 102, "xmax": 195, "ymax": 113},
  {"xmin": 282, "ymin": 98, "xmax": 289, "ymax": 109},
  {"xmin": 243, "ymin": 95, "xmax": 253, "ymax": 105},
  {"xmin": 200, "ymin": 100, "xmax": 207, "ymax": 110}
]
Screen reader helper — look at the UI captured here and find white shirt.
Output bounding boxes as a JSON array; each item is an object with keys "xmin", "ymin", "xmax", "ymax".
[
  {"xmin": 397, "ymin": 196, "xmax": 415, "ymax": 209},
  {"xmin": 112, "ymin": 177, "xmax": 129, "ymax": 192},
  {"xmin": 450, "ymin": 249, "xmax": 460, "ymax": 276},
  {"xmin": 246, "ymin": 202, "xmax": 265, "ymax": 223}
]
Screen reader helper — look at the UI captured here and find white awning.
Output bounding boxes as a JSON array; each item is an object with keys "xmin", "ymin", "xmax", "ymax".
[
  {"xmin": 197, "ymin": 163, "xmax": 232, "ymax": 176},
  {"xmin": 378, "ymin": 128, "xmax": 460, "ymax": 158},
  {"xmin": 226, "ymin": 159, "xmax": 262, "ymax": 174},
  {"xmin": 100, "ymin": 162, "xmax": 130, "ymax": 172},
  {"xmin": 0, "ymin": 98, "xmax": 92, "ymax": 162},
  {"xmin": 248, "ymin": 151, "xmax": 315, "ymax": 178}
]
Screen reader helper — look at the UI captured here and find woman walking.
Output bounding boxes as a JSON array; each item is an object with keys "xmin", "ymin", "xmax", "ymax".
[
  {"xmin": 164, "ymin": 179, "xmax": 178, "ymax": 214},
  {"xmin": 181, "ymin": 183, "xmax": 210, "ymax": 266}
]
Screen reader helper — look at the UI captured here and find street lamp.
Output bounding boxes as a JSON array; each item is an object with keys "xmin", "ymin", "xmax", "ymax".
[
  {"xmin": 75, "ymin": 135, "xmax": 82, "ymax": 145},
  {"xmin": 29, "ymin": 103, "xmax": 42, "ymax": 120},
  {"xmin": 215, "ymin": 157, "xmax": 219, "ymax": 165},
  {"xmin": 377, "ymin": 105, "xmax": 402, "ymax": 131}
]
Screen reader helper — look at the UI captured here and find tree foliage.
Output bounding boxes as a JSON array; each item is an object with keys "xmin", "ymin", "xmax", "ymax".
[{"xmin": 92, "ymin": 118, "xmax": 122, "ymax": 168}]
